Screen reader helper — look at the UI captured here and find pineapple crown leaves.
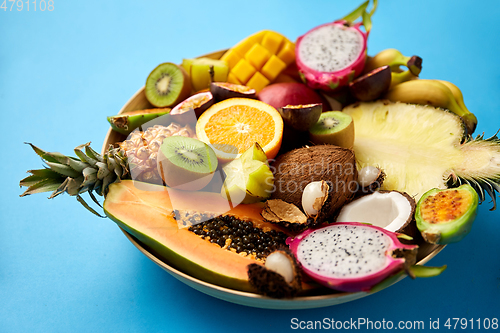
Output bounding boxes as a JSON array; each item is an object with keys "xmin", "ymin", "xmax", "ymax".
[
  {"xmin": 450, "ymin": 130, "xmax": 500, "ymax": 211},
  {"xmin": 19, "ymin": 142, "xmax": 129, "ymax": 217}
]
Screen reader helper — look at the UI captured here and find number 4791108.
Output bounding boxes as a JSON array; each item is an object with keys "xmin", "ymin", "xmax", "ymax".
[{"xmin": 1, "ymin": 0, "xmax": 54, "ymax": 11}]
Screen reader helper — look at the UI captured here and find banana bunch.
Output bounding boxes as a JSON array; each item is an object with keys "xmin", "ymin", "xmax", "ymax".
[
  {"xmin": 364, "ymin": 48, "xmax": 422, "ymax": 88},
  {"xmin": 384, "ymin": 79, "xmax": 477, "ymax": 134},
  {"xmin": 365, "ymin": 48, "xmax": 478, "ymax": 135}
]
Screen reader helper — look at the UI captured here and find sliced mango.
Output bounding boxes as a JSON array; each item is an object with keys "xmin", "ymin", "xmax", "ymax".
[{"xmin": 221, "ymin": 30, "xmax": 295, "ymax": 92}]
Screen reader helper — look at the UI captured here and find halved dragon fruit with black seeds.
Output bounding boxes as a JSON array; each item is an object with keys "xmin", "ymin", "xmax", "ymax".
[
  {"xmin": 286, "ymin": 222, "xmax": 417, "ymax": 292},
  {"xmin": 295, "ymin": 1, "xmax": 376, "ymax": 91}
]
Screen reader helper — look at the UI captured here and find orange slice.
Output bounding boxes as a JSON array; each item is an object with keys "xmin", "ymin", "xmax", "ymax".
[{"xmin": 195, "ymin": 98, "xmax": 284, "ymax": 162}]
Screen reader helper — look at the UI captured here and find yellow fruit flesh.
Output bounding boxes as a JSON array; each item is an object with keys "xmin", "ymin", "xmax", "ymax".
[
  {"xmin": 344, "ymin": 102, "xmax": 465, "ymax": 199},
  {"xmin": 420, "ymin": 189, "xmax": 472, "ymax": 224},
  {"xmin": 221, "ymin": 30, "xmax": 295, "ymax": 92},
  {"xmin": 204, "ymin": 105, "xmax": 275, "ymax": 154}
]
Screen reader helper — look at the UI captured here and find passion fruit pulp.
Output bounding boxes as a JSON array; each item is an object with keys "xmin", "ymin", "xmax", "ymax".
[
  {"xmin": 170, "ymin": 91, "xmax": 214, "ymax": 123},
  {"xmin": 415, "ymin": 184, "xmax": 479, "ymax": 244},
  {"xmin": 210, "ymin": 82, "xmax": 257, "ymax": 102}
]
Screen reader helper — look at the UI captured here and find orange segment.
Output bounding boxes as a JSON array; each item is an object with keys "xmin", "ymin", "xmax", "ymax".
[{"xmin": 196, "ymin": 98, "xmax": 284, "ymax": 162}]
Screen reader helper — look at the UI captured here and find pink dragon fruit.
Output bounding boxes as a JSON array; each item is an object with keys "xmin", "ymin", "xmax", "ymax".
[
  {"xmin": 286, "ymin": 222, "xmax": 418, "ymax": 292},
  {"xmin": 295, "ymin": 2, "xmax": 377, "ymax": 91}
]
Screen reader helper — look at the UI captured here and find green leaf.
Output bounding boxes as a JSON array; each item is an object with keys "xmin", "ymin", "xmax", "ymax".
[
  {"xmin": 396, "ymin": 233, "xmax": 413, "ymax": 241},
  {"xmin": 342, "ymin": 0, "xmax": 369, "ymax": 23},
  {"xmin": 77, "ymin": 194, "xmax": 106, "ymax": 218},
  {"xmin": 369, "ymin": 0, "xmax": 378, "ymax": 16},
  {"xmin": 96, "ymin": 162, "xmax": 110, "ymax": 180},
  {"xmin": 75, "ymin": 143, "xmax": 98, "ymax": 167},
  {"xmin": 19, "ymin": 178, "xmax": 63, "ymax": 197},
  {"xmin": 25, "ymin": 143, "xmax": 61, "ymax": 164},
  {"xmin": 408, "ymin": 265, "xmax": 447, "ymax": 278},
  {"xmin": 85, "ymin": 144, "xmax": 104, "ymax": 163},
  {"xmin": 362, "ymin": 9, "xmax": 372, "ymax": 32},
  {"xmin": 20, "ymin": 169, "xmax": 64, "ymax": 187},
  {"xmin": 48, "ymin": 177, "xmax": 71, "ymax": 199},
  {"xmin": 45, "ymin": 162, "xmax": 82, "ymax": 178},
  {"xmin": 88, "ymin": 190, "xmax": 103, "ymax": 207}
]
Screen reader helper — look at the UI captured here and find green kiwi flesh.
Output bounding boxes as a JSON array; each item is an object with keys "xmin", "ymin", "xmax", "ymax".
[
  {"xmin": 309, "ymin": 111, "xmax": 355, "ymax": 148},
  {"xmin": 157, "ymin": 136, "xmax": 218, "ymax": 191},
  {"xmin": 145, "ymin": 63, "xmax": 191, "ymax": 108}
]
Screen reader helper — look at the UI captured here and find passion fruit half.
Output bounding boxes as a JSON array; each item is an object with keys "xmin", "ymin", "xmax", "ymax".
[
  {"xmin": 169, "ymin": 91, "xmax": 214, "ymax": 124},
  {"xmin": 278, "ymin": 103, "xmax": 322, "ymax": 132},
  {"xmin": 415, "ymin": 184, "xmax": 479, "ymax": 244},
  {"xmin": 210, "ymin": 82, "xmax": 256, "ymax": 102},
  {"xmin": 349, "ymin": 65, "xmax": 391, "ymax": 101}
]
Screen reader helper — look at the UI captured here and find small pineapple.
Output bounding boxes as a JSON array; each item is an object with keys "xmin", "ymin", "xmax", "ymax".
[
  {"xmin": 19, "ymin": 123, "xmax": 195, "ymax": 215},
  {"xmin": 119, "ymin": 123, "xmax": 196, "ymax": 184}
]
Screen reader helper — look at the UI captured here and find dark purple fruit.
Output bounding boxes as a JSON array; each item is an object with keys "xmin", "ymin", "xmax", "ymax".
[
  {"xmin": 170, "ymin": 91, "xmax": 214, "ymax": 123},
  {"xmin": 349, "ymin": 65, "xmax": 391, "ymax": 101},
  {"xmin": 210, "ymin": 82, "xmax": 256, "ymax": 102},
  {"xmin": 407, "ymin": 55, "xmax": 423, "ymax": 76},
  {"xmin": 278, "ymin": 103, "xmax": 322, "ymax": 131}
]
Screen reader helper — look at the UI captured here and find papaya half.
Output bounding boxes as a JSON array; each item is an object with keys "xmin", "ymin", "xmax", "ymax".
[{"xmin": 103, "ymin": 180, "xmax": 291, "ymax": 292}]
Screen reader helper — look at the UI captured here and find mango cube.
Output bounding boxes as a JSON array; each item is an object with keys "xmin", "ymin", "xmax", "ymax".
[
  {"xmin": 227, "ymin": 72, "xmax": 243, "ymax": 85},
  {"xmin": 261, "ymin": 31, "xmax": 284, "ymax": 55},
  {"xmin": 261, "ymin": 55, "xmax": 287, "ymax": 81},
  {"xmin": 245, "ymin": 44, "xmax": 271, "ymax": 70},
  {"xmin": 277, "ymin": 41, "xmax": 296, "ymax": 66},
  {"xmin": 232, "ymin": 59, "xmax": 257, "ymax": 83},
  {"xmin": 221, "ymin": 30, "xmax": 295, "ymax": 90},
  {"xmin": 246, "ymin": 71, "xmax": 270, "ymax": 92}
]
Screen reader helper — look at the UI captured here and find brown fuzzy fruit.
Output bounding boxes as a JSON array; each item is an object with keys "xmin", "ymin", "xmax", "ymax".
[
  {"xmin": 247, "ymin": 248, "xmax": 301, "ymax": 298},
  {"xmin": 270, "ymin": 145, "xmax": 358, "ymax": 219}
]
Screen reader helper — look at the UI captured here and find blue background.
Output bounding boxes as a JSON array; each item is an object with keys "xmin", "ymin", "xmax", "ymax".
[{"xmin": 2, "ymin": 0, "xmax": 500, "ymax": 332}]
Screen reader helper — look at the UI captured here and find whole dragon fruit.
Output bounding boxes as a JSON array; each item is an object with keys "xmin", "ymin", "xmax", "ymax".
[
  {"xmin": 295, "ymin": 1, "xmax": 376, "ymax": 91},
  {"xmin": 286, "ymin": 222, "xmax": 418, "ymax": 292}
]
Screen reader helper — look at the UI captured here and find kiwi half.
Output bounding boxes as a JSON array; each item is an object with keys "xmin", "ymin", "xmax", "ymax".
[
  {"xmin": 309, "ymin": 111, "xmax": 354, "ymax": 149},
  {"xmin": 156, "ymin": 136, "xmax": 218, "ymax": 191},
  {"xmin": 145, "ymin": 63, "xmax": 191, "ymax": 108}
]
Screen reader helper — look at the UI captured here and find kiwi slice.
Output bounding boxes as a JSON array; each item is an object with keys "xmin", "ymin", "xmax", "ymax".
[
  {"xmin": 309, "ymin": 111, "xmax": 354, "ymax": 149},
  {"xmin": 145, "ymin": 63, "xmax": 191, "ymax": 108},
  {"xmin": 157, "ymin": 136, "xmax": 218, "ymax": 191}
]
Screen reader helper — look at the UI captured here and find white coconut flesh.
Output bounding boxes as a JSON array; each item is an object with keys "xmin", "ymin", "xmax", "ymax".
[
  {"xmin": 336, "ymin": 191, "xmax": 412, "ymax": 232},
  {"xmin": 265, "ymin": 251, "xmax": 294, "ymax": 283},
  {"xmin": 298, "ymin": 24, "xmax": 363, "ymax": 73},
  {"xmin": 297, "ymin": 225, "xmax": 391, "ymax": 278}
]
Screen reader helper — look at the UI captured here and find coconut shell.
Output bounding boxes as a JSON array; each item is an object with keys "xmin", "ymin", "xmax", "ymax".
[
  {"xmin": 391, "ymin": 191, "xmax": 422, "ymax": 245},
  {"xmin": 357, "ymin": 169, "xmax": 386, "ymax": 196},
  {"xmin": 261, "ymin": 199, "xmax": 312, "ymax": 232},
  {"xmin": 270, "ymin": 145, "xmax": 358, "ymax": 221},
  {"xmin": 247, "ymin": 248, "xmax": 302, "ymax": 298}
]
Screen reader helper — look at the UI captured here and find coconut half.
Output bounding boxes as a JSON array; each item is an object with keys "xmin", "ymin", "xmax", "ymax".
[{"xmin": 336, "ymin": 191, "xmax": 416, "ymax": 235}]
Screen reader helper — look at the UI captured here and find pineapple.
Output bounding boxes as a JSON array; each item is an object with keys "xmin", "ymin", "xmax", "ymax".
[
  {"xmin": 343, "ymin": 101, "xmax": 500, "ymax": 209},
  {"xmin": 19, "ymin": 123, "xmax": 195, "ymax": 216},
  {"xmin": 119, "ymin": 123, "xmax": 196, "ymax": 184}
]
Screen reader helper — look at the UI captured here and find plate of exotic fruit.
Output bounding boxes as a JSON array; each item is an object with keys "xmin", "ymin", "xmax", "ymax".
[{"xmin": 19, "ymin": 1, "xmax": 500, "ymax": 309}]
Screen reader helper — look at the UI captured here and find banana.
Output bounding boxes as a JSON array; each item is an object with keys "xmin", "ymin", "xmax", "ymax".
[
  {"xmin": 384, "ymin": 79, "xmax": 477, "ymax": 134},
  {"xmin": 390, "ymin": 70, "xmax": 418, "ymax": 89},
  {"xmin": 364, "ymin": 48, "xmax": 422, "ymax": 76},
  {"xmin": 437, "ymin": 80, "xmax": 477, "ymax": 134}
]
